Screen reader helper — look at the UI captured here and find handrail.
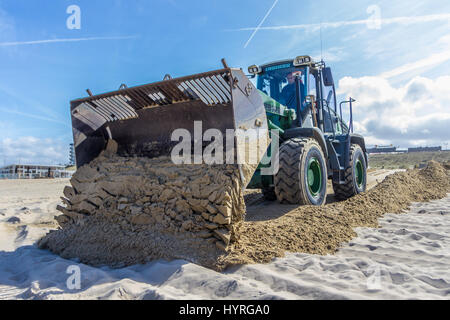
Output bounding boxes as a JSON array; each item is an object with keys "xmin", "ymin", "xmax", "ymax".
[
  {"xmin": 339, "ymin": 98, "xmax": 356, "ymax": 168},
  {"xmin": 339, "ymin": 98, "xmax": 356, "ymax": 134}
]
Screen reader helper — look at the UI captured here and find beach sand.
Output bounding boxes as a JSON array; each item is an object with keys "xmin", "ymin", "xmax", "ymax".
[{"xmin": 0, "ymin": 171, "xmax": 448, "ymax": 299}]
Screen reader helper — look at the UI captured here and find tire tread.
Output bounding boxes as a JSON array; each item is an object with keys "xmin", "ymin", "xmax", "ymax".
[{"xmin": 332, "ymin": 144, "xmax": 365, "ymax": 200}]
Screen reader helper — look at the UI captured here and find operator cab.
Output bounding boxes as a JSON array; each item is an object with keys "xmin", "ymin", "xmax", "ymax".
[
  {"xmin": 248, "ymin": 56, "xmax": 348, "ymax": 135},
  {"xmin": 256, "ymin": 60, "xmax": 307, "ymax": 110}
]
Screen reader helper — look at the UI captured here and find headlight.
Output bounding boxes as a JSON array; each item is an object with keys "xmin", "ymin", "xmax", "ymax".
[
  {"xmin": 248, "ymin": 64, "xmax": 262, "ymax": 74},
  {"xmin": 293, "ymin": 56, "xmax": 313, "ymax": 66}
]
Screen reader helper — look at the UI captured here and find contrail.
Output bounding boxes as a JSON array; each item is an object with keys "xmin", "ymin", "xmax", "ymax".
[
  {"xmin": 0, "ymin": 107, "xmax": 68, "ymax": 126},
  {"xmin": 231, "ymin": 13, "xmax": 450, "ymax": 32},
  {"xmin": 0, "ymin": 35, "xmax": 139, "ymax": 47},
  {"xmin": 379, "ymin": 49, "xmax": 450, "ymax": 79},
  {"xmin": 244, "ymin": 0, "xmax": 279, "ymax": 48}
]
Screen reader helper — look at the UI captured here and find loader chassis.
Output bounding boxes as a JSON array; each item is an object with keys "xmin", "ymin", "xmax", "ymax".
[{"xmin": 247, "ymin": 58, "xmax": 368, "ymax": 204}]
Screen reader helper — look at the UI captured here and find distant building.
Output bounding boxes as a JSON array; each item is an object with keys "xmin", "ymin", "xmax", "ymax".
[
  {"xmin": 367, "ymin": 145, "xmax": 397, "ymax": 154},
  {"xmin": 69, "ymin": 143, "xmax": 76, "ymax": 166},
  {"xmin": 0, "ymin": 164, "xmax": 74, "ymax": 179},
  {"xmin": 407, "ymin": 146, "xmax": 442, "ymax": 153}
]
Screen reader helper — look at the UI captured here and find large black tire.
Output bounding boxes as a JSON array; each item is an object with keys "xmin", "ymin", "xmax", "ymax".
[
  {"xmin": 333, "ymin": 144, "xmax": 367, "ymax": 200},
  {"xmin": 274, "ymin": 138, "xmax": 327, "ymax": 205}
]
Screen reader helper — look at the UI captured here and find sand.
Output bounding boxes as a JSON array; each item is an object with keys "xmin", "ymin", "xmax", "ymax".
[
  {"xmin": 0, "ymin": 179, "xmax": 65, "ymax": 252},
  {"xmin": 0, "ymin": 175, "xmax": 448, "ymax": 299},
  {"xmin": 37, "ymin": 153, "xmax": 450, "ymax": 271},
  {"xmin": 224, "ymin": 162, "xmax": 449, "ymax": 267},
  {"xmin": 368, "ymin": 150, "xmax": 450, "ymax": 169}
]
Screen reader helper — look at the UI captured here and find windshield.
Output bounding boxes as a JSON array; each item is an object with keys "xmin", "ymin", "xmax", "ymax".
[{"xmin": 257, "ymin": 66, "xmax": 307, "ymax": 109}]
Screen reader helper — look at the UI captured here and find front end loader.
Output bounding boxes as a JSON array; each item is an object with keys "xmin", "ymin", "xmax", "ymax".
[{"xmin": 70, "ymin": 57, "xmax": 368, "ymax": 206}]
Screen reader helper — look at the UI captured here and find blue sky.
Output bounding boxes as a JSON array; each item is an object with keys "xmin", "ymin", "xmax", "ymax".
[{"xmin": 0, "ymin": 0, "xmax": 449, "ymax": 165}]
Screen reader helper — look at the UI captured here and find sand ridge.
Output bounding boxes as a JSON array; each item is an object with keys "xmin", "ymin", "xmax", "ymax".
[{"xmin": 222, "ymin": 161, "xmax": 450, "ymax": 268}]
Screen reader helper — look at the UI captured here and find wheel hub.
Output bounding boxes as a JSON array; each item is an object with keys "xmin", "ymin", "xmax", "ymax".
[
  {"xmin": 355, "ymin": 159, "xmax": 364, "ymax": 188},
  {"xmin": 307, "ymin": 157, "xmax": 322, "ymax": 197}
]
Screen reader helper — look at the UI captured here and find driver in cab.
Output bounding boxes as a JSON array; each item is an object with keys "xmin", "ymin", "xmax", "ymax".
[{"xmin": 280, "ymin": 71, "xmax": 304, "ymax": 110}]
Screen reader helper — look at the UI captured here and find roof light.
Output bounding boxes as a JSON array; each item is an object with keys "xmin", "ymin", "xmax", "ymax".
[
  {"xmin": 293, "ymin": 56, "xmax": 313, "ymax": 66},
  {"xmin": 248, "ymin": 64, "xmax": 262, "ymax": 75}
]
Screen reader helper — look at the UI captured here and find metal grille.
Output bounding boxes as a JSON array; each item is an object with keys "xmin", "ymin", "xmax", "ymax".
[{"xmin": 71, "ymin": 69, "xmax": 233, "ymax": 129}]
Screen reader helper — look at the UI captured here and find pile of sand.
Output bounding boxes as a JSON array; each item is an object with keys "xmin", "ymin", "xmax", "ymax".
[
  {"xmin": 38, "ymin": 140, "xmax": 245, "ymax": 268},
  {"xmin": 39, "ymin": 138, "xmax": 449, "ymax": 271},
  {"xmin": 223, "ymin": 161, "xmax": 450, "ymax": 268}
]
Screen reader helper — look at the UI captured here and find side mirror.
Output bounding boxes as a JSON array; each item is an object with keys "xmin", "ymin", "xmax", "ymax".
[{"xmin": 322, "ymin": 67, "xmax": 334, "ymax": 87}]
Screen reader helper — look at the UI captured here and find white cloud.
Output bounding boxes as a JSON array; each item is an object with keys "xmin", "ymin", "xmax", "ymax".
[
  {"xmin": 312, "ymin": 47, "xmax": 346, "ymax": 63},
  {"xmin": 337, "ymin": 75, "xmax": 450, "ymax": 147},
  {"xmin": 438, "ymin": 34, "xmax": 450, "ymax": 45},
  {"xmin": 0, "ymin": 136, "xmax": 69, "ymax": 166}
]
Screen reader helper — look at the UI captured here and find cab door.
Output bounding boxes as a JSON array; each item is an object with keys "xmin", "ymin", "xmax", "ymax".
[{"xmin": 321, "ymin": 68, "xmax": 339, "ymax": 134}]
